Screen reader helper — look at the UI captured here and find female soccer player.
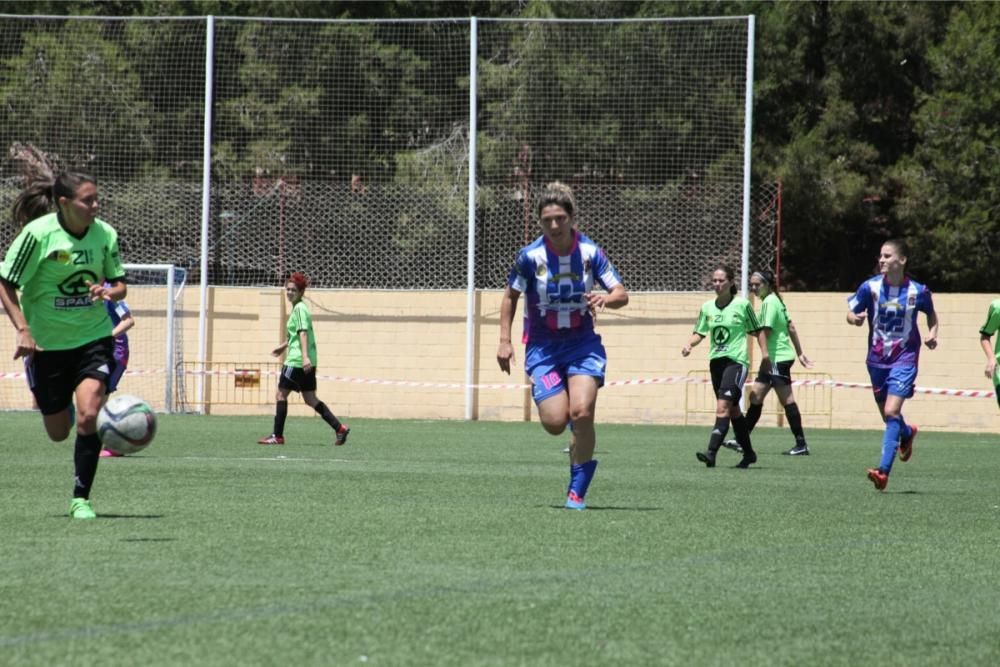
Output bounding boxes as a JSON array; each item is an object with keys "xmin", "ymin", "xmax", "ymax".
[
  {"xmin": 979, "ymin": 298, "xmax": 1000, "ymax": 410},
  {"xmin": 0, "ymin": 171, "xmax": 127, "ymax": 519},
  {"xmin": 497, "ymin": 182, "xmax": 628, "ymax": 510},
  {"xmin": 682, "ymin": 265, "xmax": 768, "ymax": 468},
  {"xmin": 258, "ymin": 272, "xmax": 350, "ymax": 446},
  {"xmin": 847, "ymin": 239, "xmax": 938, "ymax": 491},
  {"xmin": 738, "ymin": 270, "xmax": 814, "ymax": 456},
  {"xmin": 100, "ymin": 285, "xmax": 136, "ymax": 457}
]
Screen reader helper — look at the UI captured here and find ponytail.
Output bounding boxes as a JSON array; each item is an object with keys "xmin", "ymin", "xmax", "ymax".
[
  {"xmin": 12, "ymin": 180, "xmax": 55, "ymax": 227},
  {"xmin": 11, "ymin": 170, "xmax": 96, "ymax": 228}
]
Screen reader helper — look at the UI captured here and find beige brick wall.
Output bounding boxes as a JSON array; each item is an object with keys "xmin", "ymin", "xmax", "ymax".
[{"xmin": 4, "ymin": 289, "xmax": 999, "ymax": 433}]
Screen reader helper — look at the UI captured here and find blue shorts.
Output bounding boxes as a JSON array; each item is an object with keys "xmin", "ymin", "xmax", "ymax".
[
  {"xmin": 868, "ymin": 365, "xmax": 917, "ymax": 403},
  {"xmin": 524, "ymin": 335, "xmax": 607, "ymax": 405}
]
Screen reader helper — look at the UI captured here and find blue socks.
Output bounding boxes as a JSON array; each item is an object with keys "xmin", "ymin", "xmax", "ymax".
[
  {"xmin": 879, "ymin": 415, "xmax": 911, "ymax": 473},
  {"xmin": 568, "ymin": 459, "xmax": 598, "ymax": 500}
]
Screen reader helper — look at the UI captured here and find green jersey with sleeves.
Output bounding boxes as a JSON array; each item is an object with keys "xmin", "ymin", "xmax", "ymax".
[
  {"xmin": 979, "ymin": 298, "xmax": 1000, "ymax": 384},
  {"xmin": 694, "ymin": 296, "xmax": 761, "ymax": 365},
  {"xmin": 284, "ymin": 300, "xmax": 317, "ymax": 368},
  {"xmin": 0, "ymin": 213, "xmax": 125, "ymax": 350},
  {"xmin": 758, "ymin": 292, "xmax": 795, "ymax": 362}
]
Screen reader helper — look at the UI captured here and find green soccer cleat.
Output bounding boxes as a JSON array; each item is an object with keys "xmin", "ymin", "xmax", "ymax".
[{"xmin": 70, "ymin": 498, "xmax": 96, "ymax": 520}]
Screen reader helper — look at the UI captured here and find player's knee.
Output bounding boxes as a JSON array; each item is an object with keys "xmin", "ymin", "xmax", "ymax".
[
  {"xmin": 541, "ymin": 419, "xmax": 568, "ymax": 436},
  {"xmin": 568, "ymin": 406, "xmax": 594, "ymax": 425},
  {"xmin": 45, "ymin": 425, "xmax": 71, "ymax": 442}
]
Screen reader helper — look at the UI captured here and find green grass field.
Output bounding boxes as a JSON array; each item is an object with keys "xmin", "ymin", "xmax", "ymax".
[{"xmin": 1, "ymin": 412, "xmax": 998, "ymax": 666}]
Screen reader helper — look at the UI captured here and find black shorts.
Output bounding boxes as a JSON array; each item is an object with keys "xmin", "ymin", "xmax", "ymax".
[
  {"xmin": 278, "ymin": 365, "xmax": 317, "ymax": 393},
  {"xmin": 26, "ymin": 337, "xmax": 113, "ymax": 415},
  {"xmin": 755, "ymin": 359, "xmax": 794, "ymax": 387},
  {"xmin": 710, "ymin": 356, "xmax": 749, "ymax": 403}
]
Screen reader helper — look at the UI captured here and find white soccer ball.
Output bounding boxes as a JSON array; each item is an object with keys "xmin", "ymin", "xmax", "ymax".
[{"xmin": 97, "ymin": 394, "xmax": 157, "ymax": 455}]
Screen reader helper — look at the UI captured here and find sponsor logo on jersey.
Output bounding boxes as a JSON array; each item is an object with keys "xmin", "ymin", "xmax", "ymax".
[
  {"xmin": 55, "ymin": 270, "xmax": 99, "ymax": 309},
  {"xmin": 47, "ymin": 249, "xmax": 72, "ymax": 264},
  {"xmin": 536, "ymin": 263, "xmax": 547, "ymax": 277},
  {"xmin": 54, "ymin": 295, "xmax": 92, "ymax": 308},
  {"xmin": 712, "ymin": 326, "xmax": 731, "ymax": 347}
]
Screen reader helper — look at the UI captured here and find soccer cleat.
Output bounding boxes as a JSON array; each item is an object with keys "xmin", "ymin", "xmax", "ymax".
[
  {"xmin": 696, "ymin": 450, "xmax": 716, "ymax": 468},
  {"xmin": 784, "ymin": 444, "xmax": 810, "ymax": 456},
  {"xmin": 721, "ymin": 439, "xmax": 743, "ymax": 454},
  {"xmin": 735, "ymin": 450, "xmax": 758, "ymax": 469},
  {"xmin": 257, "ymin": 434, "xmax": 285, "ymax": 445},
  {"xmin": 99, "ymin": 448, "xmax": 124, "ymax": 458},
  {"xmin": 334, "ymin": 426, "xmax": 350, "ymax": 446},
  {"xmin": 867, "ymin": 468, "xmax": 888, "ymax": 491},
  {"xmin": 565, "ymin": 490, "xmax": 586, "ymax": 510},
  {"xmin": 70, "ymin": 498, "xmax": 96, "ymax": 520},
  {"xmin": 898, "ymin": 425, "xmax": 917, "ymax": 462}
]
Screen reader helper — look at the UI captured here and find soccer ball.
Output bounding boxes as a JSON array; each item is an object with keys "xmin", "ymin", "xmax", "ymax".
[{"xmin": 97, "ymin": 394, "xmax": 157, "ymax": 455}]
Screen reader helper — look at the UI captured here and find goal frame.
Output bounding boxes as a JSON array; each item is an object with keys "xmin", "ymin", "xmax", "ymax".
[{"xmin": 124, "ymin": 263, "xmax": 182, "ymax": 412}]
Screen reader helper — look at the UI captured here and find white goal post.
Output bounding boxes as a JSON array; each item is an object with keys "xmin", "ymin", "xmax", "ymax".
[{"xmin": 121, "ymin": 263, "xmax": 186, "ymax": 413}]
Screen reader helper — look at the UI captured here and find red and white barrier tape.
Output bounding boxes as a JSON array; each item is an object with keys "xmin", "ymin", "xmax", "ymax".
[{"xmin": 1, "ymin": 368, "xmax": 994, "ymax": 398}]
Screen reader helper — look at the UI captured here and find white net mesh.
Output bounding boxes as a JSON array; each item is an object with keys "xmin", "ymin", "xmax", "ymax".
[
  {"xmin": 476, "ymin": 18, "xmax": 755, "ymax": 291},
  {"xmin": 0, "ymin": 16, "xmax": 771, "ymax": 293},
  {"xmin": 0, "ymin": 16, "xmax": 207, "ymax": 273},
  {"xmin": 120, "ymin": 264, "xmax": 187, "ymax": 413}
]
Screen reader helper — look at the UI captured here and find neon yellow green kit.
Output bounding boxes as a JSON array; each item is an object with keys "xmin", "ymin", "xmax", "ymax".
[
  {"xmin": 284, "ymin": 300, "xmax": 318, "ymax": 368},
  {"xmin": 979, "ymin": 298, "xmax": 1000, "ymax": 385},
  {"xmin": 0, "ymin": 213, "xmax": 125, "ymax": 350},
  {"xmin": 694, "ymin": 296, "xmax": 761, "ymax": 365},
  {"xmin": 758, "ymin": 292, "xmax": 795, "ymax": 362}
]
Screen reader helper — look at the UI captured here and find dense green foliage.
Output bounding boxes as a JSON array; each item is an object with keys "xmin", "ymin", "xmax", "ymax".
[
  {"xmin": 1, "ymin": 1, "xmax": 997, "ymax": 290},
  {"xmin": 2, "ymin": 413, "xmax": 1000, "ymax": 665}
]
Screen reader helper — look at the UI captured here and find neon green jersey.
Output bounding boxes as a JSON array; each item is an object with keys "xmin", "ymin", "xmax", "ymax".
[
  {"xmin": 978, "ymin": 298, "xmax": 1000, "ymax": 385},
  {"xmin": 694, "ymin": 295, "xmax": 761, "ymax": 365},
  {"xmin": 0, "ymin": 213, "xmax": 125, "ymax": 350},
  {"xmin": 284, "ymin": 300, "xmax": 317, "ymax": 368},
  {"xmin": 758, "ymin": 292, "xmax": 796, "ymax": 363}
]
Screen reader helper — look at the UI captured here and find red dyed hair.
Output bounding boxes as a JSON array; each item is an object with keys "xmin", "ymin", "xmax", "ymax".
[{"xmin": 288, "ymin": 272, "xmax": 308, "ymax": 293}]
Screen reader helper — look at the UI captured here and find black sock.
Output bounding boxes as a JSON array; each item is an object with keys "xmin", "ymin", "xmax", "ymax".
[
  {"xmin": 273, "ymin": 400, "xmax": 288, "ymax": 437},
  {"xmin": 783, "ymin": 403, "xmax": 806, "ymax": 443},
  {"xmin": 73, "ymin": 432, "xmax": 102, "ymax": 499},
  {"xmin": 314, "ymin": 401, "xmax": 343, "ymax": 432},
  {"xmin": 707, "ymin": 416, "xmax": 730, "ymax": 453},
  {"xmin": 732, "ymin": 415, "xmax": 754, "ymax": 454},
  {"xmin": 746, "ymin": 402, "xmax": 763, "ymax": 431}
]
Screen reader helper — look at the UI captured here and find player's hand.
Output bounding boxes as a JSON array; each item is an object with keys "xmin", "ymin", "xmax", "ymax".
[
  {"xmin": 681, "ymin": 345, "xmax": 692, "ymax": 357},
  {"xmin": 13, "ymin": 327, "xmax": 38, "ymax": 360},
  {"xmin": 798, "ymin": 353, "xmax": 814, "ymax": 369},
  {"xmin": 497, "ymin": 341, "xmax": 515, "ymax": 374},
  {"xmin": 924, "ymin": 335, "xmax": 938, "ymax": 350},
  {"xmin": 302, "ymin": 359, "xmax": 313, "ymax": 374},
  {"xmin": 585, "ymin": 292, "xmax": 607, "ymax": 313},
  {"xmin": 847, "ymin": 311, "xmax": 867, "ymax": 326},
  {"xmin": 86, "ymin": 280, "xmax": 111, "ymax": 302},
  {"xmin": 985, "ymin": 359, "xmax": 996, "ymax": 379}
]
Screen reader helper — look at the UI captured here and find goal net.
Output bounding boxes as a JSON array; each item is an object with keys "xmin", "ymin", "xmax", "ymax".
[{"xmin": 119, "ymin": 264, "xmax": 187, "ymax": 413}]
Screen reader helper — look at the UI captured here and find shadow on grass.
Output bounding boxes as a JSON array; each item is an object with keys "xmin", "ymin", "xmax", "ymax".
[
  {"xmin": 121, "ymin": 537, "xmax": 177, "ymax": 542},
  {"xmin": 51, "ymin": 514, "xmax": 166, "ymax": 520},
  {"xmin": 543, "ymin": 505, "xmax": 662, "ymax": 512}
]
